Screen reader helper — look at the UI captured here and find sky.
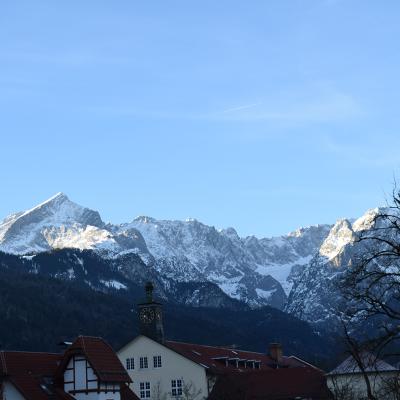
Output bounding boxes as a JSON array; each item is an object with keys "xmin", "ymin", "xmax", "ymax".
[{"xmin": 1, "ymin": 0, "xmax": 400, "ymax": 237}]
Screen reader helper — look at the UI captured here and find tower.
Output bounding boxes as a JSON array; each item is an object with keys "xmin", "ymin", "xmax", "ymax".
[{"xmin": 137, "ymin": 282, "xmax": 165, "ymax": 343}]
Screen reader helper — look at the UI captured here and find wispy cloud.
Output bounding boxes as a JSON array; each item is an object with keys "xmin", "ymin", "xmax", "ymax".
[
  {"xmin": 221, "ymin": 103, "xmax": 261, "ymax": 114},
  {"xmin": 211, "ymin": 86, "xmax": 363, "ymax": 123},
  {"xmin": 85, "ymin": 83, "xmax": 364, "ymax": 126}
]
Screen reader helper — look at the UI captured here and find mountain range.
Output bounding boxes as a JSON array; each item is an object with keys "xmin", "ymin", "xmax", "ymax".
[{"xmin": 0, "ymin": 192, "xmax": 387, "ymax": 330}]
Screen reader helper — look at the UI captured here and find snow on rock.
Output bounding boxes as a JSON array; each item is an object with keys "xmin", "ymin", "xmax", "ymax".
[
  {"xmin": 100, "ymin": 279, "xmax": 128, "ymax": 290},
  {"xmin": 319, "ymin": 219, "xmax": 355, "ymax": 262},
  {"xmin": 121, "ymin": 217, "xmax": 289, "ymax": 307},
  {"xmin": 255, "ymin": 288, "xmax": 276, "ymax": 300},
  {"xmin": 352, "ymin": 207, "xmax": 381, "ymax": 232},
  {"xmin": 285, "ymin": 207, "xmax": 399, "ymax": 328}
]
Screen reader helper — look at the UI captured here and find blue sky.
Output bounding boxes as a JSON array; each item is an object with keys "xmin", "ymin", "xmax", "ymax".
[{"xmin": 1, "ymin": 0, "xmax": 400, "ymax": 237}]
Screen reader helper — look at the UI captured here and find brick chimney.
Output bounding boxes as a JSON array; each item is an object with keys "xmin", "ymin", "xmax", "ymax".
[{"xmin": 269, "ymin": 343, "xmax": 283, "ymax": 364}]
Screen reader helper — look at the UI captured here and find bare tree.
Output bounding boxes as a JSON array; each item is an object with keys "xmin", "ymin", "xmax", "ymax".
[
  {"xmin": 377, "ymin": 372, "xmax": 400, "ymax": 400},
  {"xmin": 334, "ymin": 185, "xmax": 400, "ymax": 399},
  {"xmin": 341, "ymin": 321, "xmax": 377, "ymax": 400},
  {"xmin": 329, "ymin": 375, "xmax": 357, "ymax": 400},
  {"xmin": 340, "ymin": 185, "xmax": 400, "ymax": 356},
  {"xmin": 152, "ymin": 381, "xmax": 168, "ymax": 400},
  {"xmin": 181, "ymin": 381, "xmax": 203, "ymax": 400}
]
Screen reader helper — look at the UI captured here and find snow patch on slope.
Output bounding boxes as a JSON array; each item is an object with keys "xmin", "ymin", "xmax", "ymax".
[{"xmin": 100, "ymin": 279, "xmax": 127, "ymax": 290}]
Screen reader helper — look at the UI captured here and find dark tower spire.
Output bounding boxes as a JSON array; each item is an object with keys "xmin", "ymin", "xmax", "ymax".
[
  {"xmin": 137, "ymin": 282, "xmax": 165, "ymax": 343},
  {"xmin": 145, "ymin": 281, "xmax": 154, "ymax": 302}
]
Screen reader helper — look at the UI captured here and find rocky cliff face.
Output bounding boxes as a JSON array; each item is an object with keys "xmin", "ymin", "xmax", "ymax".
[{"xmin": 284, "ymin": 209, "xmax": 387, "ymax": 328}]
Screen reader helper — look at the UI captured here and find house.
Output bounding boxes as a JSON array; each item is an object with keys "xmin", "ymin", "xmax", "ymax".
[
  {"xmin": 207, "ymin": 367, "xmax": 333, "ymax": 400},
  {"xmin": 118, "ymin": 282, "xmax": 324, "ymax": 400},
  {"xmin": 0, "ymin": 336, "xmax": 139, "ymax": 400},
  {"xmin": 326, "ymin": 352, "xmax": 400, "ymax": 399}
]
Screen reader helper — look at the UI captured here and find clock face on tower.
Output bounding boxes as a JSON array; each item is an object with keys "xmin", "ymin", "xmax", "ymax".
[{"xmin": 139, "ymin": 308, "xmax": 155, "ymax": 324}]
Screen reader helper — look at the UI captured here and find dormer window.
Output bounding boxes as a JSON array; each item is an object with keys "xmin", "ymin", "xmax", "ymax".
[{"xmin": 228, "ymin": 357, "xmax": 240, "ymax": 368}]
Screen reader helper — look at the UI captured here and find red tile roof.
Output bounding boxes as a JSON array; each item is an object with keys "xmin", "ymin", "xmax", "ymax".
[
  {"xmin": 208, "ymin": 367, "xmax": 333, "ymax": 400},
  {"xmin": 58, "ymin": 335, "xmax": 131, "ymax": 383},
  {"xmin": 0, "ymin": 336, "xmax": 139, "ymax": 400},
  {"xmin": 164, "ymin": 340, "xmax": 312, "ymax": 372},
  {"xmin": 121, "ymin": 383, "xmax": 142, "ymax": 400},
  {"xmin": 0, "ymin": 351, "xmax": 62, "ymax": 400}
]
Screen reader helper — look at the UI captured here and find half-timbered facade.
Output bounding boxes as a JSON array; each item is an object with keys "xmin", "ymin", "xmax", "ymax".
[
  {"xmin": 0, "ymin": 336, "xmax": 139, "ymax": 400},
  {"xmin": 59, "ymin": 336, "xmax": 131, "ymax": 400},
  {"xmin": 63, "ymin": 355, "xmax": 103, "ymax": 395}
]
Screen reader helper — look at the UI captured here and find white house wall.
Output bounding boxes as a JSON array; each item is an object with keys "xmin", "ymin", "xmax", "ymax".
[
  {"xmin": 2, "ymin": 381, "xmax": 26, "ymax": 400},
  {"xmin": 327, "ymin": 371, "xmax": 399, "ymax": 398},
  {"xmin": 118, "ymin": 336, "xmax": 208, "ymax": 400},
  {"xmin": 73, "ymin": 393, "xmax": 121, "ymax": 400}
]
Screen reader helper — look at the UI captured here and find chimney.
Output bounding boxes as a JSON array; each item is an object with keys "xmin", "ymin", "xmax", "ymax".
[{"xmin": 269, "ymin": 343, "xmax": 283, "ymax": 365}]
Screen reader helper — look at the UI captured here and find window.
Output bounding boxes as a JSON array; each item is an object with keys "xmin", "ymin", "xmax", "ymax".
[
  {"xmin": 171, "ymin": 379, "xmax": 183, "ymax": 396},
  {"xmin": 153, "ymin": 355, "xmax": 162, "ymax": 368},
  {"xmin": 140, "ymin": 382, "xmax": 151, "ymax": 399},
  {"xmin": 139, "ymin": 356, "xmax": 148, "ymax": 369},
  {"xmin": 126, "ymin": 357, "xmax": 134, "ymax": 370}
]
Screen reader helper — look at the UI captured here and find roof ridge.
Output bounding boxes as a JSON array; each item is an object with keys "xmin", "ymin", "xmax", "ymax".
[
  {"xmin": 77, "ymin": 335, "xmax": 116, "ymax": 357},
  {"xmin": 0, "ymin": 350, "xmax": 60, "ymax": 355},
  {"xmin": 166, "ymin": 340, "xmax": 267, "ymax": 355},
  {"xmin": 78, "ymin": 335, "xmax": 104, "ymax": 340}
]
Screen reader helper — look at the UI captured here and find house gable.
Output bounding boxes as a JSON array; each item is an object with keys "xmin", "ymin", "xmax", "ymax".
[
  {"xmin": 63, "ymin": 354, "xmax": 99, "ymax": 393},
  {"xmin": 119, "ymin": 335, "xmax": 207, "ymax": 371},
  {"xmin": 59, "ymin": 336, "xmax": 133, "ymax": 400},
  {"xmin": 118, "ymin": 335, "xmax": 208, "ymax": 399}
]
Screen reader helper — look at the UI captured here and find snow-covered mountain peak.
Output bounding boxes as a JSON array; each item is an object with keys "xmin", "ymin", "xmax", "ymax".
[
  {"xmin": 220, "ymin": 227, "xmax": 239, "ymax": 240},
  {"xmin": 29, "ymin": 192, "xmax": 102, "ymax": 226},
  {"xmin": 285, "ymin": 207, "xmax": 400, "ymax": 328},
  {"xmin": 133, "ymin": 216, "xmax": 157, "ymax": 224},
  {"xmin": 6, "ymin": 192, "xmax": 70, "ymax": 225},
  {"xmin": 287, "ymin": 224, "xmax": 330, "ymax": 238},
  {"xmin": 319, "ymin": 219, "xmax": 355, "ymax": 261},
  {"xmin": 0, "ymin": 193, "xmax": 111, "ymax": 254},
  {"xmin": 38, "ymin": 191, "xmax": 68, "ymax": 205},
  {"xmin": 352, "ymin": 207, "xmax": 382, "ymax": 232}
]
